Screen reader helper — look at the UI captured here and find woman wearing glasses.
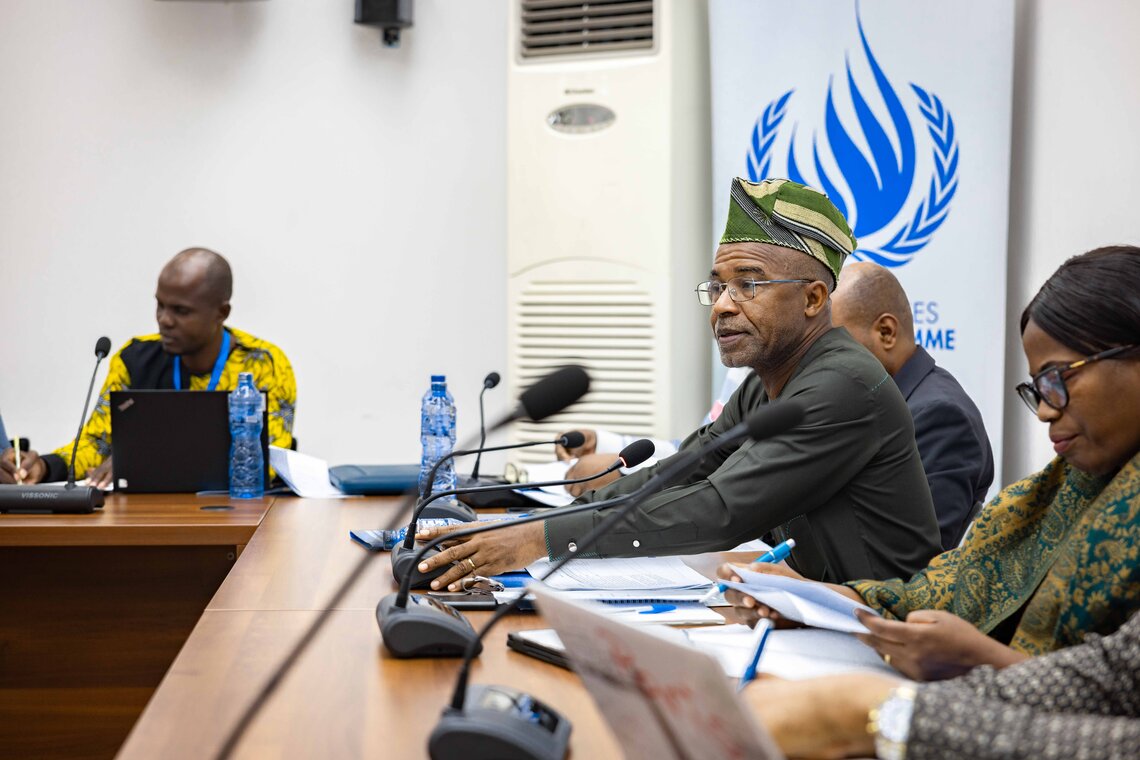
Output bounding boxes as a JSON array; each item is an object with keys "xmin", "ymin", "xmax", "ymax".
[{"xmin": 719, "ymin": 245, "xmax": 1140, "ymax": 686}]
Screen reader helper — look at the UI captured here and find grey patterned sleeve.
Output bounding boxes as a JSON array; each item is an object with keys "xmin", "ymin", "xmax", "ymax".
[{"xmin": 906, "ymin": 613, "xmax": 1140, "ymax": 759}]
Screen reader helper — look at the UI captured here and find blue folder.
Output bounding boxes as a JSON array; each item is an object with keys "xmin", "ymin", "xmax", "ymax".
[{"xmin": 328, "ymin": 464, "xmax": 420, "ymax": 495}]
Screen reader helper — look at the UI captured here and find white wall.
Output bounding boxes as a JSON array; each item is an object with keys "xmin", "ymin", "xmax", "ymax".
[
  {"xmin": 1003, "ymin": 0, "xmax": 1140, "ymax": 483},
  {"xmin": 2, "ymin": 0, "xmax": 1138, "ymax": 484},
  {"xmin": 0, "ymin": 0, "xmax": 510, "ymax": 466}
]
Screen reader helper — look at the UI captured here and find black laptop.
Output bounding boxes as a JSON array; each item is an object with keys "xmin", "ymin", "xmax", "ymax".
[{"xmin": 110, "ymin": 390, "xmax": 269, "ymax": 493}]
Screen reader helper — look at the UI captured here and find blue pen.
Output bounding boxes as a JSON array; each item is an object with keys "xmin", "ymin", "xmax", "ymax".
[
  {"xmin": 737, "ymin": 619, "xmax": 773, "ymax": 692},
  {"xmin": 610, "ymin": 603, "xmax": 677, "ymax": 615},
  {"xmin": 699, "ymin": 538, "xmax": 797, "ymax": 604}
]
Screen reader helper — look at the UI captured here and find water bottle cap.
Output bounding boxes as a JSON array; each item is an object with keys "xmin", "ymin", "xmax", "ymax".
[
  {"xmin": 238, "ymin": 372, "xmax": 254, "ymax": 383},
  {"xmin": 430, "ymin": 375, "xmax": 446, "ymax": 383}
]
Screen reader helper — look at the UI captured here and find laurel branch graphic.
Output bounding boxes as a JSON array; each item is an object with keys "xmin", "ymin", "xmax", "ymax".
[
  {"xmin": 743, "ymin": 84, "xmax": 959, "ymax": 268},
  {"xmin": 746, "ymin": 89, "xmax": 793, "ymax": 183}
]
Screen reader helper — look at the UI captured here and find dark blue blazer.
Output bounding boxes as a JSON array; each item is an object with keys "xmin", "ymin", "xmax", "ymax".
[{"xmin": 893, "ymin": 346, "xmax": 995, "ymax": 549}]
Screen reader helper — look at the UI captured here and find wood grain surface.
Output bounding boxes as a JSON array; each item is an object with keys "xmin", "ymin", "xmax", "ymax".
[{"xmin": 0, "ymin": 494, "xmax": 274, "ymax": 759}]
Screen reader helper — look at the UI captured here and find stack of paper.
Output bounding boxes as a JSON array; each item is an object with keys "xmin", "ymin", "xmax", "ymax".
[
  {"xmin": 718, "ymin": 565, "xmax": 878, "ymax": 633},
  {"xmin": 527, "ymin": 556, "xmax": 714, "ymax": 591}
]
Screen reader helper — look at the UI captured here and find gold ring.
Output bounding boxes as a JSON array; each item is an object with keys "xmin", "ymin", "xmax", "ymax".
[
  {"xmin": 884, "ymin": 654, "xmax": 892, "ymax": 666},
  {"xmin": 465, "ymin": 558, "xmax": 477, "ymax": 574}
]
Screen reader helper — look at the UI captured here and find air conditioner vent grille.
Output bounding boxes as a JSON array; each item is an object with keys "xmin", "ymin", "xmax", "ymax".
[
  {"xmin": 519, "ymin": 0, "xmax": 654, "ymax": 60},
  {"xmin": 511, "ymin": 278, "xmax": 660, "ymax": 464}
]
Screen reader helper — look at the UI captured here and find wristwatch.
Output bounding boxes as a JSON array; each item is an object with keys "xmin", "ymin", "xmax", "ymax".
[{"xmin": 868, "ymin": 682, "xmax": 917, "ymax": 760}]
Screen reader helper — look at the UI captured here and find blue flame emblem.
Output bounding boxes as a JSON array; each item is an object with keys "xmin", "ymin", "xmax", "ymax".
[{"xmin": 745, "ymin": 9, "xmax": 959, "ymax": 267}]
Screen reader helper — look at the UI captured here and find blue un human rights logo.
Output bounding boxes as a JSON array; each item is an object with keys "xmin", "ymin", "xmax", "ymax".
[{"xmin": 744, "ymin": 10, "xmax": 958, "ymax": 268}]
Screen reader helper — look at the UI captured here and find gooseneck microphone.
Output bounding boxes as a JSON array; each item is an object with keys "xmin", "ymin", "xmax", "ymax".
[
  {"xmin": 0, "ymin": 336, "xmax": 112, "ymax": 514},
  {"xmin": 212, "ymin": 365, "xmax": 591, "ymax": 760},
  {"xmin": 426, "ymin": 400, "xmax": 807, "ymax": 760},
  {"xmin": 417, "ymin": 431, "xmax": 588, "ymax": 522},
  {"xmin": 377, "ymin": 438, "xmax": 657, "ymax": 658},
  {"xmin": 468, "ymin": 371, "xmax": 500, "ymax": 481},
  {"xmin": 392, "ymin": 435, "xmax": 650, "ymax": 590}
]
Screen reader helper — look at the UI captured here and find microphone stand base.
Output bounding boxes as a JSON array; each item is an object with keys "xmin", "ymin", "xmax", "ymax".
[
  {"xmin": 0, "ymin": 484, "xmax": 105, "ymax": 514},
  {"xmin": 376, "ymin": 592, "xmax": 482, "ymax": 658},
  {"xmin": 390, "ymin": 542, "xmax": 451, "ymax": 589},
  {"xmin": 429, "ymin": 684, "xmax": 571, "ymax": 760}
]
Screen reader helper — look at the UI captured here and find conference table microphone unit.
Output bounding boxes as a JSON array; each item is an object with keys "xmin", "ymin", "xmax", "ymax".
[
  {"xmin": 393, "ymin": 432, "xmax": 627, "ymax": 590},
  {"xmin": 0, "ymin": 336, "xmax": 112, "ymax": 514},
  {"xmin": 212, "ymin": 365, "xmax": 592, "ymax": 760},
  {"xmin": 464, "ymin": 371, "xmax": 500, "ymax": 487},
  {"xmin": 424, "ymin": 399, "xmax": 807, "ymax": 760},
  {"xmin": 417, "ymin": 431, "xmax": 588, "ymax": 522},
  {"xmin": 378, "ymin": 437, "xmax": 655, "ymax": 658}
]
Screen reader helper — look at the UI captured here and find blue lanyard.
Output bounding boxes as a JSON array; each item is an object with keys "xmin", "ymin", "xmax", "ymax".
[{"xmin": 173, "ymin": 329, "xmax": 230, "ymax": 391}]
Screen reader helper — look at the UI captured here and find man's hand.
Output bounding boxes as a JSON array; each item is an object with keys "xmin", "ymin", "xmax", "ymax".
[
  {"xmin": 564, "ymin": 452, "xmax": 622, "ymax": 497},
  {"xmin": 86, "ymin": 457, "xmax": 113, "ymax": 489},
  {"xmin": 415, "ymin": 520, "xmax": 548, "ymax": 591},
  {"xmin": 855, "ymin": 608, "xmax": 1029, "ymax": 681},
  {"xmin": 742, "ymin": 673, "xmax": 899, "ymax": 758},
  {"xmin": 0, "ymin": 448, "xmax": 47, "ymax": 484},
  {"xmin": 555, "ymin": 429, "xmax": 596, "ymax": 461}
]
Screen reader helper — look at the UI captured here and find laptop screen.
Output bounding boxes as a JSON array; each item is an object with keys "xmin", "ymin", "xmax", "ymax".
[{"xmin": 110, "ymin": 390, "xmax": 269, "ymax": 493}]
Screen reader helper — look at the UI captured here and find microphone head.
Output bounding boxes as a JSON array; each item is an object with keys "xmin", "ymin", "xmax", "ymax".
[
  {"xmin": 618, "ymin": 439, "xmax": 655, "ymax": 469},
  {"xmin": 483, "ymin": 371, "xmax": 501, "ymax": 389},
  {"xmin": 517, "ymin": 366, "xmax": 590, "ymax": 422},
  {"xmin": 558, "ymin": 430, "xmax": 586, "ymax": 449},
  {"xmin": 745, "ymin": 400, "xmax": 807, "ymax": 441},
  {"xmin": 94, "ymin": 336, "xmax": 112, "ymax": 359}
]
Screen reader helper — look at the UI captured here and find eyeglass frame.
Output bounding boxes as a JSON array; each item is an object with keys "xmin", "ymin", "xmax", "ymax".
[
  {"xmin": 695, "ymin": 277, "xmax": 814, "ymax": 306},
  {"xmin": 1014, "ymin": 343, "xmax": 1138, "ymax": 413}
]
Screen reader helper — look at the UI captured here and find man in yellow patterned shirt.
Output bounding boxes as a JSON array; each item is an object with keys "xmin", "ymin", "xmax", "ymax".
[{"xmin": 1, "ymin": 248, "xmax": 296, "ymax": 486}]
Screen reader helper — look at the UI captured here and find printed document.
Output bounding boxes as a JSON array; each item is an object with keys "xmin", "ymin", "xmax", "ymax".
[
  {"xmin": 528, "ymin": 556, "xmax": 713, "ymax": 591},
  {"xmin": 269, "ymin": 446, "xmax": 352, "ymax": 499},
  {"xmin": 719, "ymin": 566, "xmax": 879, "ymax": 633}
]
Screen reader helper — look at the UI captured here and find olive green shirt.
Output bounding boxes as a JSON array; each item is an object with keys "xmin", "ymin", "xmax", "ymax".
[{"xmin": 544, "ymin": 328, "xmax": 941, "ymax": 583}]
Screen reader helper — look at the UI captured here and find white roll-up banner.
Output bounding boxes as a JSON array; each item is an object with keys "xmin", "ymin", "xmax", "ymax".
[{"xmin": 710, "ymin": 0, "xmax": 1015, "ymax": 479}]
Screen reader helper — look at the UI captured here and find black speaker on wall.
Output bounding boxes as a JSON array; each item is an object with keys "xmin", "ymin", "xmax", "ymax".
[{"xmin": 355, "ymin": 0, "xmax": 414, "ymax": 47}]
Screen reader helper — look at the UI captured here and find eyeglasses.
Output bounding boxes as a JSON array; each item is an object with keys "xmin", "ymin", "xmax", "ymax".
[
  {"xmin": 695, "ymin": 277, "xmax": 812, "ymax": 306},
  {"xmin": 1015, "ymin": 344, "xmax": 1137, "ymax": 413}
]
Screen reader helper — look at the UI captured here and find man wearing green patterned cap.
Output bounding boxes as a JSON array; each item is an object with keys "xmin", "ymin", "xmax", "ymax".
[{"xmin": 418, "ymin": 178, "xmax": 941, "ymax": 588}]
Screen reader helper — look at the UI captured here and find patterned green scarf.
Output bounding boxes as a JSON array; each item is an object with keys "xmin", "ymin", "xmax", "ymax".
[{"xmin": 851, "ymin": 449, "xmax": 1140, "ymax": 655}]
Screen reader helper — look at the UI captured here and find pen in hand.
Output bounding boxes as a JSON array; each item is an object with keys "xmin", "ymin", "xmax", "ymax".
[
  {"xmin": 13, "ymin": 436, "xmax": 22, "ymax": 485},
  {"xmin": 699, "ymin": 538, "xmax": 797, "ymax": 604}
]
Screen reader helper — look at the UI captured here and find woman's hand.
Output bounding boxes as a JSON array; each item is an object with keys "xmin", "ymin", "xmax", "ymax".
[
  {"xmin": 855, "ymin": 608, "xmax": 1029, "ymax": 681},
  {"xmin": 715, "ymin": 561, "xmax": 807, "ymax": 629}
]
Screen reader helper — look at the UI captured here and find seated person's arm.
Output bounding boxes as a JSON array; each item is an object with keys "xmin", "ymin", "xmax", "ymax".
[
  {"xmin": 718, "ymin": 561, "xmax": 1029, "ymax": 680},
  {"xmin": 265, "ymin": 347, "xmax": 297, "ymax": 451},
  {"xmin": 44, "ymin": 353, "xmax": 131, "ymax": 483},
  {"xmin": 745, "ymin": 613, "xmax": 1140, "ymax": 759}
]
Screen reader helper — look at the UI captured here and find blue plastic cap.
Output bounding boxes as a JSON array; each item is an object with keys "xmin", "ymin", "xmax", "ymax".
[{"xmin": 431, "ymin": 375, "xmax": 446, "ymax": 383}]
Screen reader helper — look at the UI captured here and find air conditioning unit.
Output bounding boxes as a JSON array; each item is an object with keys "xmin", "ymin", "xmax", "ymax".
[{"xmin": 506, "ymin": 0, "xmax": 711, "ymax": 465}]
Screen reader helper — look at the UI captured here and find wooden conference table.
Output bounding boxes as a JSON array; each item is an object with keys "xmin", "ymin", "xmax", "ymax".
[{"xmin": 1, "ymin": 492, "xmax": 748, "ymax": 759}]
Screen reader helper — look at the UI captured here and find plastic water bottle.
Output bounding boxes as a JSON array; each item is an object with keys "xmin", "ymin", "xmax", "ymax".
[
  {"xmin": 229, "ymin": 372, "xmax": 264, "ymax": 499},
  {"xmin": 418, "ymin": 375, "xmax": 457, "ymax": 501}
]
